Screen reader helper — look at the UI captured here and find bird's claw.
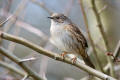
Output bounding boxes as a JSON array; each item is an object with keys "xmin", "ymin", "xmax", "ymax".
[
  {"xmin": 71, "ymin": 57, "xmax": 77, "ymax": 64},
  {"xmin": 60, "ymin": 52, "xmax": 67, "ymax": 60}
]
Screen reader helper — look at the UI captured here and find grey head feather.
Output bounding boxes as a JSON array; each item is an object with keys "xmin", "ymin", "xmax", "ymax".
[{"xmin": 48, "ymin": 13, "xmax": 72, "ymax": 23}]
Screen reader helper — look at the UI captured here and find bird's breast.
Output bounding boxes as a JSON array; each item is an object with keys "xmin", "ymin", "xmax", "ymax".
[
  {"xmin": 50, "ymin": 22, "xmax": 65, "ymax": 36},
  {"xmin": 50, "ymin": 23, "xmax": 68, "ymax": 51}
]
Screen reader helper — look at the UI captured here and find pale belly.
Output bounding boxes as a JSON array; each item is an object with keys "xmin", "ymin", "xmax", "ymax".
[
  {"xmin": 50, "ymin": 32, "xmax": 80, "ymax": 53},
  {"xmin": 51, "ymin": 36, "xmax": 66, "ymax": 51}
]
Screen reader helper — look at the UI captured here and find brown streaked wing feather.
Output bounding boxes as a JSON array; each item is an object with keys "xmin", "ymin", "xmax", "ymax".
[
  {"xmin": 64, "ymin": 24, "xmax": 95, "ymax": 68},
  {"xmin": 65, "ymin": 24, "xmax": 88, "ymax": 48}
]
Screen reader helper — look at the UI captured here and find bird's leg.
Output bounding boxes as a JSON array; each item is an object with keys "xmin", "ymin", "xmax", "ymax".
[
  {"xmin": 60, "ymin": 52, "xmax": 67, "ymax": 59},
  {"xmin": 71, "ymin": 57, "xmax": 77, "ymax": 64}
]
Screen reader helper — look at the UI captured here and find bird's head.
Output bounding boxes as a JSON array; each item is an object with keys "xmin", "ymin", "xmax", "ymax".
[{"xmin": 48, "ymin": 13, "xmax": 70, "ymax": 24}]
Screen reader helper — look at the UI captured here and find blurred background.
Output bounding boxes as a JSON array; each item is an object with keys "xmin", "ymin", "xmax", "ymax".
[{"xmin": 0, "ymin": 0, "xmax": 120, "ymax": 80}]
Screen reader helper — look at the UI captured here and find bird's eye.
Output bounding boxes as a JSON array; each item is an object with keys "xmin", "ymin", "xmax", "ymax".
[{"xmin": 56, "ymin": 17, "xmax": 60, "ymax": 19}]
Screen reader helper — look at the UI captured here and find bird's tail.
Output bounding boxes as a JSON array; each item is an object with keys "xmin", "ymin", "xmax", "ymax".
[{"xmin": 81, "ymin": 51, "xmax": 95, "ymax": 69}]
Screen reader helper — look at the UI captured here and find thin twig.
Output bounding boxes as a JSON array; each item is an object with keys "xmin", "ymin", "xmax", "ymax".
[
  {"xmin": 21, "ymin": 75, "xmax": 29, "ymax": 80},
  {"xmin": 79, "ymin": 0, "xmax": 104, "ymax": 72},
  {"xmin": 0, "ymin": 60, "xmax": 26, "ymax": 76},
  {"xmin": 103, "ymin": 40, "xmax": 120, "ymax": 62},
  {"xmin": 98, "ymin": 4, "xmax": 108, "ymax": 14},
  {"xmin": 113, "ymin": 40, "xmax": 120, "ymax": 61},
  {"xmin": 0, "ymin": 15, "xmax": 12, "ymax": 27},
  {"xmin": 103, "ymin": 40, "xmax": 120, "ymax": 72},
  {"xmin": 104, "ymin": 63, "xmax": 110, "ymax": 72},
  {"xmin": 19, "ymin": 57, "xmax": 36, "ymax": 62},
  {"xmin": 91, "ymin": 0, "xmax": 115, "ymax": 77},
  {"xmin": 0, "ymin": 32, "xmax": 116, "ymax": 80},
  {"xmin": 104, "ymin": 40, "xmax": 120, "ymax": 72}
]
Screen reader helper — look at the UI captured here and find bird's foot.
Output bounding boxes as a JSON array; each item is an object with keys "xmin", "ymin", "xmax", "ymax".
[
  {"xmin": 60, "ymin": 52, "xmax": 67, "ymax": 59},
  {"xmin": 71, "ymin": 57, "xmax": 77, "ymax": 64}
]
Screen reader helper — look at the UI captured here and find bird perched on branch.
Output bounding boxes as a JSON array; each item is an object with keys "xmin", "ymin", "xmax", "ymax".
[{"xmin": 48, "ymin": 13, "xmax": 95, "ymax": 68}]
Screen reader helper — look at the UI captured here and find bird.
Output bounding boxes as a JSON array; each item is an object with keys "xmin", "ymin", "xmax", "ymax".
[{"xmin": 48, "ymin": 13, "xmax": 95, "ymax": 68}]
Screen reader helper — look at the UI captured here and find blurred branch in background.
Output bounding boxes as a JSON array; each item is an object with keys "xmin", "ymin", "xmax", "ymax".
[
  {"xmin": 3, "ymin": 0, "xmax": 28, "ymax": 32},
  {"xmin": 0, "ymin": 32, "xmax": 116, "ymax": 80},
  {"xmin": 39, "ymin": 41, "xmax": 54, "ymax": 80},
  {"xmin": 113, "ymin": 40, "xmax": 120, "ymax": 61},
  {"xmin": 88, "ymin": 38, "xmax": 106, "ymax": 56},
  {"xmin": 8, "ymin": 10, "xmax": 26, "ymax": 53},
  {"xmin": 64, "ymin": 0, "xmax": 74, "ymax": 16},
  {"xmin": 0, "ymin": 0, "xmax": 13, "ymax": 61},
  {"xmin": 16, "ymin": 20, "xmax": 48, "ymax": 41},
  {"xmin": 30, "ymin": 0, "xmax": 53, "ymax": 15},
  {"xmin": 0, "ymin": 60, "xmax": 26, "ymax": 76},
  {"xmin": 0, "ymin": 47, "xmax": 44, "ymax": 80},
  {"xmin": 0, "ymin": 15, "xmax": 12, "ymax": 27},
  {"xmin": 91, "ymin": 0, "xmax": 115, "ymax": 77},
  {"xmin": 79, "ymin": 0, "xmax": 104, "ymax": 72},
  {"xmin": 0, "ymin": 0, "xmax": 13, "ymax": 17}
]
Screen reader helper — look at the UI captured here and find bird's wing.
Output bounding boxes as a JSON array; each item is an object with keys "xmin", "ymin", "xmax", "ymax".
[{"xmin": 64, "ymin": 24, "xmax": 88, "ymax": 48}]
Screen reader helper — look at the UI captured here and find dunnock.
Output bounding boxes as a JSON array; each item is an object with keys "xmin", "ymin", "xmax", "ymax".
[{"xmin": 48, "ymin": 13, "xmax": 95, "ymax": 68}]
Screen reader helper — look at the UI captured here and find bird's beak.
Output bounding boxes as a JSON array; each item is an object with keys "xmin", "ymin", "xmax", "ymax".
[{"xmin": 48, "ymin": 17, "xmax": 54, "ymax": 19}]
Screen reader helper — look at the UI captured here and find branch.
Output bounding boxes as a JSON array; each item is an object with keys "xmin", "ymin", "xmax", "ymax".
[
  {"xmin": 113, "ymin": 40, "xmax": 120, "ymax": 61},
  {"xmin": 91, "ymin": 0, "xmax": 115, "ymax": 77},
  {"xmin": 79, "ymin": 0, "xmax": 104, "ymax": 72},
  {"xmin": 0, "ymin": 47, "xmax": 44, "ymax": 80},
  {"xmin": 0, "ymin": 60, "xmax": 26, "ymax": 76},
  {"xmin": 0, "ymin": 32, "xmax": 116, "ymax": 80}
]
